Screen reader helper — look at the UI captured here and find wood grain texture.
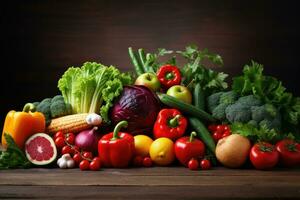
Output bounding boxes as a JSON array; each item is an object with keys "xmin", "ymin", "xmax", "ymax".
[
  {"xmin": 1, "ymin": 0, "xmax": 299, "ymax": 130},
  {"xmin": 0, "ymin": 167, "xmax": 300, "ymax": 199}
]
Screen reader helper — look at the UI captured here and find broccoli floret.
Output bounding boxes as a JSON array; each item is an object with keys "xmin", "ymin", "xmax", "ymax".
[
  {"xmin": 50, "ymin": 95, "xmax": 71, "ymax": 118},
  {"xmin": 212, "ymin": 103, "xmax": 228, "ymax": 121},
  {"xmin": 207, "ymin": 92, "xmax": 224, "ymax": 113},
  {"xmin": 219, "ymin": 91, "xmax": 238, "ymax": 105},
  {"xmin": 236, "ymin": 95, "xmax": 262, "ymax": 108},
  {"xmin": 225, "ymin": 103, "xmax": 252, "ymax": 123},
  {"xmin": 36, "ymin": 98, "xmax": 52, "ymax": 125},
  {"xmin": 32, "ymin": 102, "xmax": 40, "ymax": 110}
]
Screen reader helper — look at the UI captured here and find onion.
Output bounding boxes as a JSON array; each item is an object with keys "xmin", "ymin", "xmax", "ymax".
[{"xmin": 75, "ymin": 127, "xmax": 98, "ymax": 152}]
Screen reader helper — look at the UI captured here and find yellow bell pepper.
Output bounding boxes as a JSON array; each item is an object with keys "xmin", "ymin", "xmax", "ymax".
[{"xmin": 1, "ymin": 103, "xmax": 46, "ymax": 149}]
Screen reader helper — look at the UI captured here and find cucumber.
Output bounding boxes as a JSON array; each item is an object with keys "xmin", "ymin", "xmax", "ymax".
[
  {"xmin": 157, "ymin": 93, "xmax": 216, "ymax": 122},
  {"xmin": 189, "ymin": 117, "xmax": 216, "ymax": 153},
  {"xmin": 128, "ymin": 47, "xmax": 144, "ymax": 76},
  {"xmin": 193, "ymin": 83, "xmax": 205, "ymax": 110}
]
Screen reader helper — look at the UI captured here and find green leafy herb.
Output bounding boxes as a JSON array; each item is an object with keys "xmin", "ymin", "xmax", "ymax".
[
  {"xmin": 178, "ymin": 45, "xmax": 228, "ymax": 95},
  {"xmin": 230, "ymin": 122, "xmax": 294, "ymax": 143},
  {"xmin": 0, "ymin": 133, "xmax": 31, "ymax": 169}
]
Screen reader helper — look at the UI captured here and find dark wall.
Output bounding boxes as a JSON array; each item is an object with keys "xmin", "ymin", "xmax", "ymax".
[{"xmin": 1, "ymin": 0, "xmax": 299, "ymax": 128}]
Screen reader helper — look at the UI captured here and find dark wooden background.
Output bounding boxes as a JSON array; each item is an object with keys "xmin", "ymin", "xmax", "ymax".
[{"xmin": 1, "ymin": 0, "xmax": 299, "ymax": 130}]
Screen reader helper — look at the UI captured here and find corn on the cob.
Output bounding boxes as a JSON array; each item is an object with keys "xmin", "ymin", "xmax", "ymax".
[{"xmin": 46, "ymin": 113, "xmax": 93, "ymax": 134}]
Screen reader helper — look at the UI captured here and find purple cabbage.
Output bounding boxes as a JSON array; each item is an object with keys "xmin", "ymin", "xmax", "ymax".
[{"xmin": 110, "ymin": 85, "xmax": 161, "ymax": 135}]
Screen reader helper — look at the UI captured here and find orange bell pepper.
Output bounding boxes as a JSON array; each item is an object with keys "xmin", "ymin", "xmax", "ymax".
[{"xmin": 1, "ymin": 103, "xmax": 45, "ymax": 149}]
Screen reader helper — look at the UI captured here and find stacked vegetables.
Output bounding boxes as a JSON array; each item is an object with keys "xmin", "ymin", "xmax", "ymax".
[{"xmin": 0, "ymin": 44, "xmax": 299, "ymax": 171}]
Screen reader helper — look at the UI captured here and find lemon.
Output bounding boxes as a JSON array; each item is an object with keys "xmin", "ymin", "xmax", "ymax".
[
  {"xmin": 149, "ymin": 137, "xmax": 175, "ymax": 166},
  {"xmin": 134, "ymin": 135, "xmax": 153, "ymax": 157}
]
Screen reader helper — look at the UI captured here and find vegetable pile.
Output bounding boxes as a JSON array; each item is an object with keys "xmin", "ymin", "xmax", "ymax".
[{"xmin": 1, "ymin": 44, "xmax": 299, "ymax": 171}]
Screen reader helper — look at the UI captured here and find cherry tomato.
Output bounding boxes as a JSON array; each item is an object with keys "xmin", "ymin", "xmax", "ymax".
[
  {"xmin": 82, "ymin": 152, "xmax": 93, "ymax": 160},
  {"xmin": 276, "ymin": 139, "xmax": 300, "ymax": 167},
  {"xmin": 89, "ymin": 159, "xmax": 101, "ymax": 171},
  {"xmin": 188, "ymin": 158, "xmax": 199, "ymax": 170},
  {"xmin": 79, "ymin": 160, "xmax": 90, "ymax": 170},
  {"xmin": 92, "ymin": 157, "xmax": 101, "ymax": 163},
  {"xmin": 72, "ymin": 145, "xmax": 80, "ymax": 153},
  {"xmin": 54, "ymin": 131, "xmax": 64, "ymax": 139},
  {"xmin": 73, "ymin": 153, "xmax": 82, "ymax": 165},
  {"xmin": 55, "ymin": 137, "xmax": 65, "ymax": 148},
  {"xmin": 208, "ymin": 124, "xmax": 217, "ymax": 132},
  {"xmin": 65, "ymin": 133, "xmax": 75, "ymax": 145},
  {"xmin": 200, "ymin": 159, "xmax": 211, "ymax": 170},
  {"xmin": 216, "ymin": 125, "xmax": 224, "ymax": 133},
  {"xmin": 143, "ymin": 157, "xmax": 153, "ymax": 167},
  {"xmin": 222, "ymin": 125, "xmax": 230, "ymax": 132},
  {"xmin": 222, "ymin": 130, "xmax": 231, "ymax": 138},
  {"xmin": 61, "ymin": 145, "xmax": 73, "ymax": 155},
  {"xmin": 250, "ymin": 142, "xmax": 279, "ymax": 170},
  {"xmin": 212, "ymin": 131, "xmax": 222, "ymax": 143},
  {"xmin": 133, "ymin": 156, "xmax": 143, "ymax": 167}
]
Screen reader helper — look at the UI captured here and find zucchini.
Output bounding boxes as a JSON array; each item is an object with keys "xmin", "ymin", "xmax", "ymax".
[
  {"xmin": 157, "ymin": 93, "xmax": 216, "ymax": 122},
  {"xmin": 189, "ymin": 117, "xmax": 216, "ymax": 153}
]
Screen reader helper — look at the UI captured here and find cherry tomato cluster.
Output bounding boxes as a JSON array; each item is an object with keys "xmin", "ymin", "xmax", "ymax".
[
  {"xmin": 188, "ymin": 158, "xmax": 211, "ymax": 170},
  {"xmin": 53, "ymin": 131, "xmax": 101, "ymax": 171},
  {"xmin": 133, "ymin": 156, "xmax": 153, "ymax": 168},
  {"xmin": 208, "ymin": 124, "xmax": 231, "ymax": 143}
]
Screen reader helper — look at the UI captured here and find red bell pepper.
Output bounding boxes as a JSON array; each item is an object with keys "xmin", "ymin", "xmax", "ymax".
[
  {"xmin": 98, "ymin": 121, "xmax": 135, "ymax": 168},
  {"xmin": 153, "ymin": 108, "xmax": 187, "ymax": 140},
  {"xmin": 156, "ymin": 65, "xmax": 181, "ymax": 88},
  {"xmin": 174, "ymin": 132, "xmax": 205, "ymax": 167}
]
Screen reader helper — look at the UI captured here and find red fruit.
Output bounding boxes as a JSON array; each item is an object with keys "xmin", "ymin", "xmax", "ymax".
[
  {"xmin": 216, "ymin": 125, "xmax": 224, "ymax": 133},
  {"xmin": 212, "ymin": 132, "xmax": 222, "ymax": 143},
  {"xmin": 222, "ymin": 131, "xmax": 231, "ymax": 138},
  {"xmin": 25, "ymin": 133, "xmax": 57, "ymax": 165},
  {"xmin": 143, "ymin": 157, "xmax": 152, "ymax": 167},
  {"xmin": 188, "ymin": 159, "xmax": 199, "ymax": 170},
  {"xmin": 250, "ymin": 142, "xmax": 279, "ymax": 170},
  {"xmin": 65, "ymin": 133, "xmax": 75, "ymax": 145},
  {"xmin": 55, "ymin": 137, "xmax": 65, "ymax": 148},
  {"xmin": 90, "ymin": 159, "xmax": 101, "ymax": 171},
  {"xmin": 83, "ymin": 151, "xmax": 93, "ymax": 160},
  {"xmin": 200, "ymin": 159, "xmax": 211, "ymax": 170},
  {"xmin": 54, "ymin": 131, "xmax": 64, "ymax": 140},
  {"xmin": 73, "ymin": 153, "xmax": 82, "ymax": 165},
  {"xmin": 208, "ymin": 125, "xmax": 217, "ymax": 132},
  {"xmin": 61, "ymin": 145, "xmax": 73, "ymax": 155},
  {"xmin": 276, "ymin": 139, "xmax": 300, "ymax": 167},
  {"xmin": 133, "ymin": 156, "xmax": 143, "ymax": 167},
  {"xmin": 223, "ymin": 125, "xmax": 230, "ymax": 132},
  {"xmin": 92, "ymin": 157, "xmax": 101, "ymax": 163},
  {"xmin": 79, "ymin": 160, "xmax": 90, "ymax": 170},
  {"xmin": 72, "ymin": 145, "xmax": 81, "ymax": 153}
]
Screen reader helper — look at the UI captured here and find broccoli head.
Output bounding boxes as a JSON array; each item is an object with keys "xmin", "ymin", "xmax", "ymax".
[
  {"xmin": 225, "ymin": 103, "xmax": 252, "ymax": 123},
  {"xmin": 219, "ymin": 91, "xmax": 239, "ymax": 105},
  {"xmin": 207, "ymin": 92, "xmax": 223, "ymax": 113},
  {"xmin": 36, "ymin": 98, "xmax": 52, "ymax": 125},
  {"xmin": 50, "ymin": 95, "xmax": 72, "ymax": 118},
  {"xmin": 236, "ymin": 95, "xmax": 262, "ymax": 107},
  {"xmin": 212, "ymin": 103, "xmax": 228, "ymax": 121}
]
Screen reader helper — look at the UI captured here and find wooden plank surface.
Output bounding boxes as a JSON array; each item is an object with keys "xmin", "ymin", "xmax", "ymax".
[{"xmin": 0, "ymin": 167, "xmax": 300, "ymax": 199}]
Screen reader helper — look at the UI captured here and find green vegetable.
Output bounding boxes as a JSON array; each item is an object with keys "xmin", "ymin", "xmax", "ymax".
[
  {"xmin": 193, "ymin": 83, "xmax": 205, "ymax": 110},
  {"xmin": 30, "ymin": 95, "xmax": 72, "ymax": 125},
  {"xmin": 58, "ymin": 62, "xmax": 132, "ymax": 123},
  {"xmin": 232, "ymin": 61, "xmax": 300, "ymax": 134},
  {"xmin": 189, "ymin": 117, "xmax": 216, "ymax": 153},
  {"xmin": 128, "ymin": 47, "xmax": 144, "ymax": 76},
  {"xmin": 225, "ymin": 103, "xmax": 252, "ymax": 123},
  {"xmin": 157, "ymin": 93, "xmax": 216, "ymax": 122},
  {"xmin": 178, "ymin": 44, "xmax": 228, "ymax": 96},
  {"xmin": 207, "ymin": 91, "xmax": 223, "ymax": 113},
  {"xmin": 0, "ymin": 133, "xmax": 31, "ymax": 169},
  {"xmin": 230, "ymin": 122, "xmax": 293, "ymax": 143}
]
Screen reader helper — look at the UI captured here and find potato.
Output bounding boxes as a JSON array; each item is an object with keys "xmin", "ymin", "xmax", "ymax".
[{"xmin": 216, "ymin": 134, "xmax": 251, "ymax": 168}]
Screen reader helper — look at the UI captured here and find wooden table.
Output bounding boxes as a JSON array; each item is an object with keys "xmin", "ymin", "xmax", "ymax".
[{"xmin": 0, "ymin": 167, "xmax": 300, "ymax": 199}]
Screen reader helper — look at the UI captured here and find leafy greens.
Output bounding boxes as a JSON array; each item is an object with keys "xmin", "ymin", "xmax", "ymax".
[{"xmin": 58, "ymin": 62, "xmax": 132, "ymax": 122}]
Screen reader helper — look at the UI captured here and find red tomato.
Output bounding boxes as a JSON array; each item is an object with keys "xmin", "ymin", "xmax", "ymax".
[
  {"xmin": 250, "ymin": 142, "xmax": 279, "ymax": 170},
  {"xmin": 143, "ymin": 157, "xmax": 153, "ymax": 167},
  {"xmin": 61, "ymin": 145, "xmax": 73, "ymax": 155},
  {"xmin": 208, "ymin": 125, "xmax": 217, "ymax": 132},
  {"xmin": 73, "ymin": 153, "xmax": 82, "ymax": 165},
  {"xmin": 188, "ymin": 159, "xmax": 199, "ymax": 170},
  {"xmin": 79, "ymin": 160, "xmax": 90, "ymax": 170},
  {"xmin": 276, "ymin": 139, "xmax": 300, "ymax": 167},
  {"xmin": 89, "ymin": 159, "xmax": 101, "ymax": 171},
  {"xmin": 200, "ymin": 159, "xmax": 211, "ymax": 170},
  {"xmin": 55, "ymin": 137, "xmax": 65, "ymax": 148},
  {"xmin": 216, "ymin": 125, "xmax": 224, "ymax": 133},
  {"xmin": 133, "ymin": 156, "xmax": 143, "ymax": 167},
  {"xmin": 212, "ymin": 131, "xmax": 222, "ymax": 143},
  {"xmin": 82, "ymin": 152, "xmax": 93, "ymax": 160},
  {"xmin": 222, "ymin": 131, "xmax": 231, "ymax": 138},
  {"xmin": 65, "ymin": 133, "xmax": 75, "ymax": 145},
  {"xmin": 54, "ymin": 131, "xmax": 64, "ymax": 139}
]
